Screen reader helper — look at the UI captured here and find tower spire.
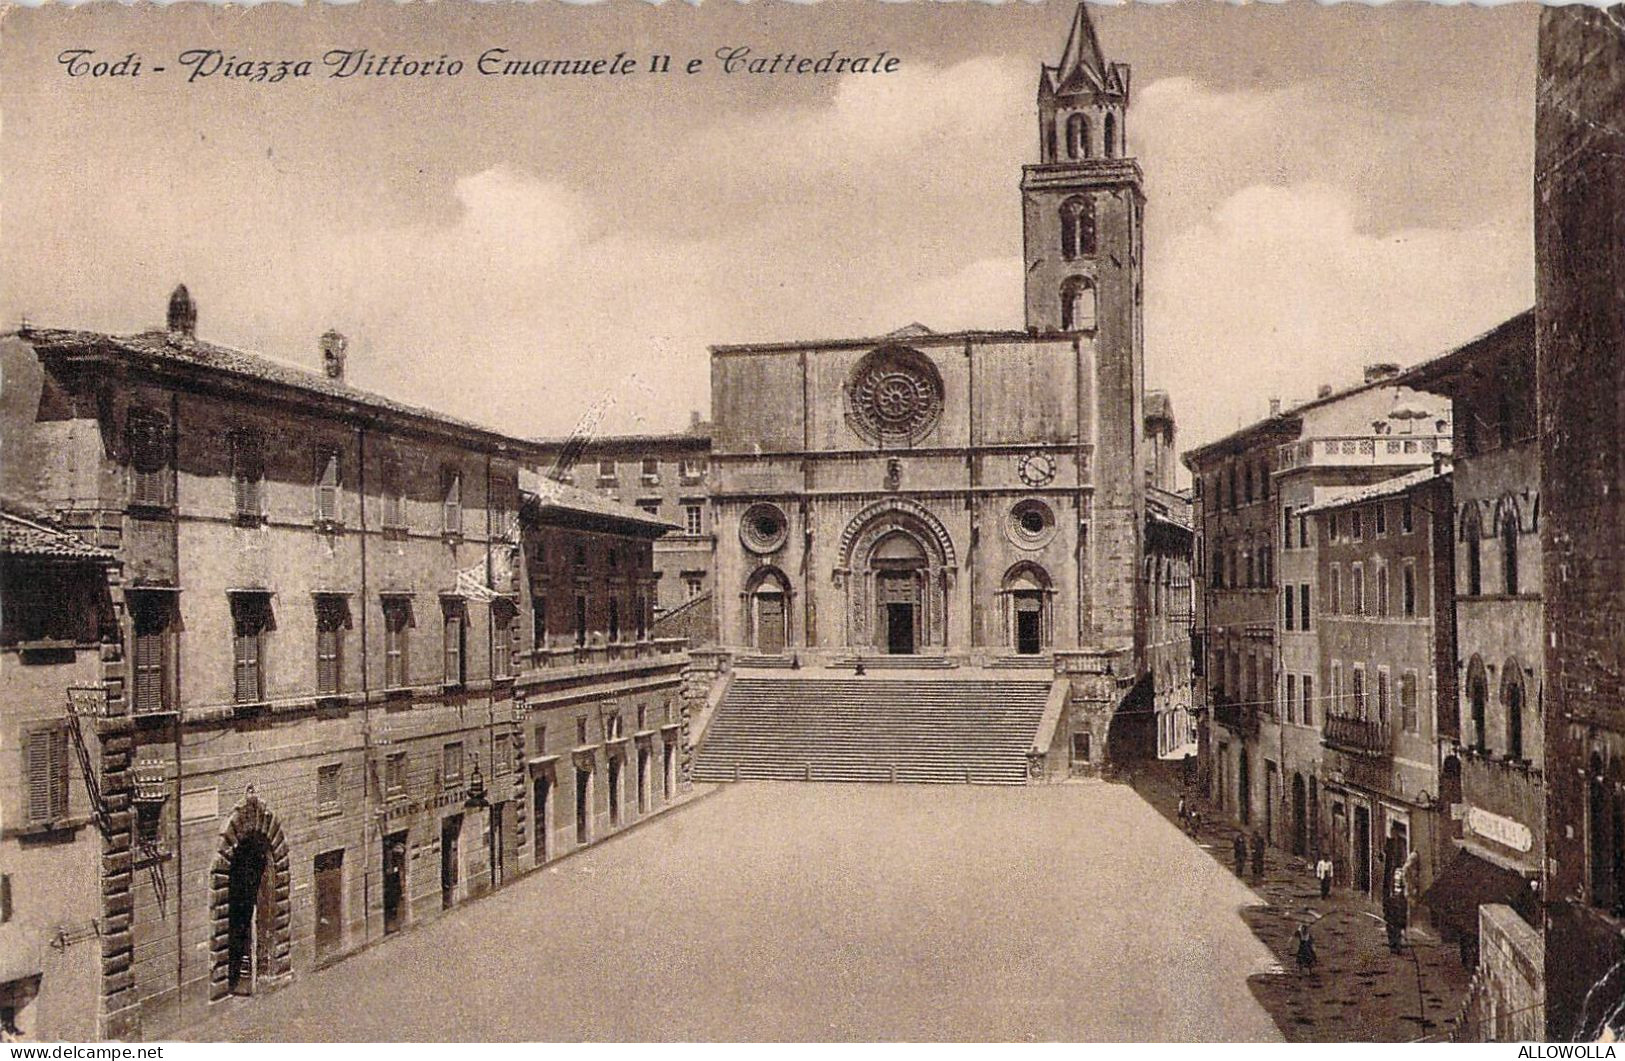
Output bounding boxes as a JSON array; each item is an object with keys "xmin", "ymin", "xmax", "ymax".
[{"xmin": 1056, "ymin": 2, "xmax": 1108, "ymax": 92}]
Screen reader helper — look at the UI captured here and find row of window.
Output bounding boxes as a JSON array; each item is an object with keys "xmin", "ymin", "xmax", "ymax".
[
  {"xmin": 594, "ymin": 457, "xmax": 705, "ymax": 484},
  {"xmin": 633, "ymin": 499, "xmax": 704, "ymax": 535},
  {"xmin": 127, "ymin": 586, "xmax": 656, "ymax": 715},
  {"xmin": 1196, "ymin": 456, "xmax": 1271, "ymax": 512},
  {"xmin": 1326, "ymin": 662, "xmax": 1423, "ymax": 735},
  {"xmin": 129, "ymin": 410, "xmax": 514, "ymax": 537},
  {"xmin": 1321, "ymin": 499, "xmax": 1415, "ymax": 545},
  {"xmin": 1210, "ymin": 542, "xmax": 1274, "ymax": 590},
  {"xmin": 1324, "ymin": 560, "xmax": 1421, "ymax": 619},
  {"xmin": 1047, "ymin": 110, "xmax": 1123, "ymax": 163},
  {"xmin": 1460, "ymin": 506, "xmax": 1524, "ymax": 597},
  {"xmin": 1464, "ymin": 658, "xmax": 1531, "ymax": 762}
]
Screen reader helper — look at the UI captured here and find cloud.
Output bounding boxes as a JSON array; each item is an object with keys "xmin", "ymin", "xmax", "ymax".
[{"xmin": 1147, "ymin": 181, "xmax": 1532, "ymax": 453}]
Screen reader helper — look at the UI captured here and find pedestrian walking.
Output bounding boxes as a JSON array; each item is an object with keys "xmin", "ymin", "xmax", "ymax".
[
  {"xmin": 1383, "ymin": 871, "xmax": 1408, "ymax": 953},
  {"xmin": 1250, "ymin": 831, "xmax": 1265, "ymax": 879},
  {"xmin": 1315, "ymin": 855, "xmax": 1334, "ymax": 899},
  {"xmin": 1177, "ymin": 795, "xmax": 1187, "ymax": 827},
  {"xmin": 1187, "ymin": 808, "xmax": 1201, "ymax": 837},
  {"xmin": 1233, "ymin": 832, "xmax": 1248, "ymax": 876},
  {"xmin": 1294, "ymin": 922, "xmax": 1318, "ymax": 971}
]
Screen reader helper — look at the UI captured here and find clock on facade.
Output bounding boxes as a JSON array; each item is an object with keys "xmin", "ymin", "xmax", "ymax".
[{"xmin": 1017, "ymin": 451, "xmax": 1057, "ymax": 488}]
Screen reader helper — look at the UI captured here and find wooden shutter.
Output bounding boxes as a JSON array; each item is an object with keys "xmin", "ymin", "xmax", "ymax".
[
  {"xmin": 384, "ymin": 602, "xmax": 406, "ymax": 688},
  {"xmin": 133, "ymin": 629, "xmax": 165, "ymax": 714},
  {"xmin": 442, "ymin": 470, "xmax": 462, "ymax": 534},
  {"xmin": 316, "ymin": 601, "xmax": 341, "ymax": 695},
  {"xmin": 27, "ymin": 728, "xmax": 52, "ymax": 824},
  {"xmin": 317, "ymin": 764, "xmax": 340, "ymax": 810},
  {"xmin": 129, "ymin": 412, "xmax": 169, "ymax": 507},
  {"xmin": 233, "ymin": 603, "xmax": 263, "ymax": 703},
  {"xmin": 493, "ymin": 609, "xmax": 511, "ymax": 679},
  {"xmin": 443, "ymin": 609, "xmax": 462, "ymax": 684},
  {"xmin": 316, "ymin": 450, "xmax": 341, "ymax": 522},
  {"xmin": 233, "ymin": 434, "xmax": 262, "ymax": 519},
  {"xmin": 26, "ymin": 727, "xmax": 68, "ymax": 825}
]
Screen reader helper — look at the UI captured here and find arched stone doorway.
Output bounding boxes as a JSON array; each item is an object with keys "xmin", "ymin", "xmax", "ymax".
[
  {"xmin": 835, "ymin": 500, "xmax": 956, "ymax": 654},
  {"xmin": 210, "ymin": 794, "xmax": 291, "ymax": 1000},
  {"xmin": 742, "ymin": 565, "xmax": 792, "ymax": 654},
  {"xmin": 1000, "ymin": 562, "xmax": 1054, "ymax": 655}
]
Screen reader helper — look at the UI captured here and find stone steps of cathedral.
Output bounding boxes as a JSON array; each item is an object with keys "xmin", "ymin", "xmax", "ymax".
[
  {"xmin": 830, "ymin": 655, "xmax": 958, "ymax": 670},
  {"xmin": 692, "ymin": 677, "xmax": 1052, "ymax": 785}
]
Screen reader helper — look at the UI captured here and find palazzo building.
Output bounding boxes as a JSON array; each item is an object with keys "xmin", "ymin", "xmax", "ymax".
[
  {"xmin": 0, "ymin": 290, "xmax": 692, "ymax": 1040},
  {"xmin": 702, "ymin": 4, "xmax": 1168, "ymax": 772}
]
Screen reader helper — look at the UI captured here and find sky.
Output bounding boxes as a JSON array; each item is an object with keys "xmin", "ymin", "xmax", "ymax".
[{"xmin": 0, "ymin": 1, "xmax": 1538, "ymax": 456}]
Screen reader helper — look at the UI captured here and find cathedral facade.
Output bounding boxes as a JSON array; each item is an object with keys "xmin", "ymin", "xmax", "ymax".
[{"xmin": 709, "ymin": 4, "xmax": 1165, "ymax": 733}]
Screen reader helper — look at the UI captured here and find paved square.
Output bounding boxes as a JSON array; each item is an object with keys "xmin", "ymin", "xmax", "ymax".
[{"xmin": 192, "ymin": 782, "xmax": 1283, "ymax": 1041}]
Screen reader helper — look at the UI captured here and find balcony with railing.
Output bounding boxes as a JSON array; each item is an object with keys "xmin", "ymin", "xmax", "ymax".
[
  {"xmin": 1277, "ymin": 433, "xmax": 1451, "ymax": 473},
  {"xmin": 1322, "ymin": 711, "xmax": 1391, "ymax": 757}
]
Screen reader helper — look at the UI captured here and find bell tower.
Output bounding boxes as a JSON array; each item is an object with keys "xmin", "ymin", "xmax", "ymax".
[
  {"xmin": 1022, "ymin": 2, "xmax": 1143, "ymax": 339},
  {"xmin": 1022, "ymin": 2, "xmax": 1147, "ymax": 652}
]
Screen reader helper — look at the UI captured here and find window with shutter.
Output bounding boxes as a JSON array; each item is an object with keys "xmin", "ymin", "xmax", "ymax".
[
  {"xmin": 382, "ymin": 461, "xmax": 407, "ymax": 529},
  {"xmin": 26, "ymin": 726, "xmax": 69, "ymax": 826},
  {"xmin": 315, "ymin": 596, "xmax": 346, "ymax": 695},
  {"xmin": 442, "ymin": 601, "xmax": 465, "ymax": 686},
  {"xmin": 130, "ymin": 593, "xmax": 173, "ymax": 715},
  {"xmin": 492, "ymin": 605, "xmax": 513, "ymax": 680},
  {"xmin": 442, "ymin": 468, "xmax": 462, "ymax": 535},
  {"xmin": 128, "ymin": 410, "xmax": 170, "ymax": 508},
  {"xmin": 232, "ymin": 432, "xmax": 265, "ymax": 521},
  {"xmin": 383, "ymin": 597, "xmax": 410, "ymax": 689},
  {"xmin": 231, "ymin": 594, "xmax": 271, "ymax": 704},
  {"xmin": 385, "ymin": 752, "xmax": 406, "ymax": 796},
  {"xmin": 315, "ymin": 449, "xmax": 341, "ymax": 523}
]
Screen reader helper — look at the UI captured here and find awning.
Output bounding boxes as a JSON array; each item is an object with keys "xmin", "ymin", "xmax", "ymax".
[{"xmin": 1421, "ymin": 847, "xmax": 1537, "ymax": 937}]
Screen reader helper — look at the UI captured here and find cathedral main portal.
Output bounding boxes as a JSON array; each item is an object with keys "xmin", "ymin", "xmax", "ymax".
[{"xmin": 837, "ymin": 500, "xmax": 955, "ymax": 654}]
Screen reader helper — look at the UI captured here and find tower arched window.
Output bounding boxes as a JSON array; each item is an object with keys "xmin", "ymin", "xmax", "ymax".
[
  {"xmin": 1066, "ymin": 113, "xmax": 1090, "ymax": 160},
  {"xmin": 1503, "ymin": 665, "xmax": 1525, "ymax": 761},
  {"xmin": 1059, "ymin": 196, "xmax": 1096, "ymax": 260},
  {"xmin": 1104, "ymin": 112, "xmax": 1118, "ymax": 158},
  {"xmin": 1467, "ymin": 658, "xmax": 1488, "ymax": 754},
  {"xmin": 1044, "ymin": 117, "xmax": 1057, "ymax": 163},
  {"xmin": 1059, "ymin": 276, "xmax": 1096, "ymax": 331},
  {"xmin": 1462, "ymin": 505, "xmax": 1482, "ymax": 596},
  {"xmin": 1502, "ymin": 510, "xmax": 1520, "ymax": 595}
]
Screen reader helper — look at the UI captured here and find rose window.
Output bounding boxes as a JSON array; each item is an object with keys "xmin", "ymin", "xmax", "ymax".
[{"xmin": 845, "ymin": 347, "xmax": 944, "ymax": 445}]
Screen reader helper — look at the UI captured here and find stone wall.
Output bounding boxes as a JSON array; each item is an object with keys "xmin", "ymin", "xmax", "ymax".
[
  {"xmin": 1457, "ymin": 903, "xmax": 1544, "ymax": 1042},
  {"xmin": 1536, "ymin": 3, "xmax": 1625, "ymax": 1041}
]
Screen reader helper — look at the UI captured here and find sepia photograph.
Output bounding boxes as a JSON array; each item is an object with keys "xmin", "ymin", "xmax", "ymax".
[{"xmin": 0, "ymin": 0, "xmax": 1620, "ymax": 1044}]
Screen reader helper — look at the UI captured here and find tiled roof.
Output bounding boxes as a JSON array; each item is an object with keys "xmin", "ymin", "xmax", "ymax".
[
  {"xmin": 1298, "ymin": 462, "xmax": 1451, "ymax": 515},
  {"xmin": 518, "ymin": 468, "xmax": 679, "ymax": 534},
  {"xmin": 0, "ymin": 510, "xmax": 114, "ymax": 562},
  {"xmin": 22, "ymin": 328, "xmax": 525, "ymax": 449}
]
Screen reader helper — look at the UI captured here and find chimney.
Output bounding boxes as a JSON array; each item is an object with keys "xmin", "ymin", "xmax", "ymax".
[
  {"xmin": 1268, "ymin": 398, "xmax": 1282, "ymax": 417},
  {"xmin": 1317, "ymin": 384, "xmax": 1335, "ymax": 399},
  {"xmin": 1364, "ymin": 362, "xmax": 1401, "ymax": 384},
  {"xmin": 690, "ymin": 409, "xmax": 701, "ymax": 429},
  {"xmin": 167, "ymin": 284, "xmax": 197, "ymax": 338},
  {"xmin": 320, "ymin": 329, "xmax": 349, "ymax": 381}
]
